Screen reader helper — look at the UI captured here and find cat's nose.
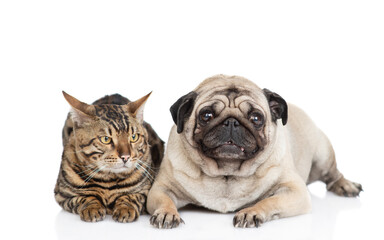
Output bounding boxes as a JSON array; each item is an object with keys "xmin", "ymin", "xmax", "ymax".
[{"xmin": 121, "ymin": 155, "xmax": 130, "ymax": 163}]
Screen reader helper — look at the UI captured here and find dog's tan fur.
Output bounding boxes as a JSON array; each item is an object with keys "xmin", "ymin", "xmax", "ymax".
[{"xmin": 147, "ymin": 75, "xmax": 362, "ymax": 228}]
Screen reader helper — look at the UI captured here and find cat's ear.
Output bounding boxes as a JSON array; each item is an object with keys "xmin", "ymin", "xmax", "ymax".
[
  {"xmin": 62, "ymin": 91, "xmax": 95, "ymax": 126},
  {"xmin": 128, "ymin": 92, "xmax": 151, "ymax": 123}
]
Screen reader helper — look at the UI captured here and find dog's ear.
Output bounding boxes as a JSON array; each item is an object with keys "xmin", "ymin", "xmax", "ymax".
[
  {"xmin": 170, "ymin": 91, "xmax": 198, "ymax": 133},
  {"xmin": 263, "ymin": 89, "xmax": 288, "ymax": 125}
]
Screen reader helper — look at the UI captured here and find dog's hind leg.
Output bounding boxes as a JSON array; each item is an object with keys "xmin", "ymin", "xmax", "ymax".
[{"xmin": 308, "ymin": 130, "xmax": 363, "ymax": 197}]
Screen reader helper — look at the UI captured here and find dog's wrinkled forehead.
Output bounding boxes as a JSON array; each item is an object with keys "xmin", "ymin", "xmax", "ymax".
[
  {"xmin": 194, "ymin": 77, "xmax": 269, "ymax": 117},
  {"xmin": 209, "ymin": 87, "xmax": 249, "ymax": 107},
  {"xmin": 195, "ymin": 74, "xmax": 266, "ymax": 102},
  {"xmin": 196, "ymin": 87, "xmax": 264, "ymax": 114}
]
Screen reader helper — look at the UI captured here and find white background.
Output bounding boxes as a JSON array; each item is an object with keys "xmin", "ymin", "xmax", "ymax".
[{"xmin": 1, "ymin": 1, "xmax": 383, "ymax": 239}]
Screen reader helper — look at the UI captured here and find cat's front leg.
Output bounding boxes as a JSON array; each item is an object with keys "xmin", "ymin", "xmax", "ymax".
[
  {"xmin": 60, "ymin": 195, "xmax": 106, "ymax": 222},
  {"xmin": 112, "ymin": 193, "xmax": 145, "ymax": 223},
  {"xmin": 79, "ymin": 197, "xmax": 106, "ymax": 222}
]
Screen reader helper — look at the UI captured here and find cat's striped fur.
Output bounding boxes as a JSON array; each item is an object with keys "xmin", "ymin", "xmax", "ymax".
[{"xmin": 55, "ymin": 92, "xmax": 164, "ymax": 222}]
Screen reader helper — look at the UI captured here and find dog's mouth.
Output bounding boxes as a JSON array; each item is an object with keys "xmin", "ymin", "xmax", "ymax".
[
  {"xmin": 223, "ymin": 140, "xmax": 245, "ymax": 151},
  {"xmin": 215, "ymin": 141, "xmax": 246, "ymax": 157},
  {"xmin": 201, "ymin": 140, "xmax": 258, "ymax": 161}
]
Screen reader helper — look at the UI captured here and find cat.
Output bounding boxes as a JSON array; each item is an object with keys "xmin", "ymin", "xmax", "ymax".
[{"xmin": 55, "ymin": 91, "xmax": 164, "ymax": 222}]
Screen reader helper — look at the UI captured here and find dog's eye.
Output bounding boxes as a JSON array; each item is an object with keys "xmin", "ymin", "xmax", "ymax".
[
  {"xmin": 200, "ymin": 111, "xmax": 214, "ymax": 122},
  {"xmin": 249, "ymin": 112, "xmax": 264, "ymax": 128}
]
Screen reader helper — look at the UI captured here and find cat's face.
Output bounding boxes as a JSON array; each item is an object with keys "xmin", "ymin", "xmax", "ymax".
[
  {"xmin": 74, "ymin": 111, "xmax": 149, "ymax": 174},
  {"xmin": 64, "ymin": 92, "xmax": 151, "ymax": 175}
]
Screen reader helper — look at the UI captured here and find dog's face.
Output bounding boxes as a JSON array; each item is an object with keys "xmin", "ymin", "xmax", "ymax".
[{"xmin": 170, "ymin": 75, "xmax": 288, "ymax": 177}]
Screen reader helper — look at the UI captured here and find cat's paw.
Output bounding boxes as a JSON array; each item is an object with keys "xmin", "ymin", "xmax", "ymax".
[
  {"xmin": 79, "ymin": 205, "xmax": 106, "ymax": 222},
  {"xmin": 112, "ymin": 205, "xmax": 138, "ymax": 223},
  {"xmin": 149, "ymin": 208, "xmax": 184, "ymax": 229},
  {"xmin": 327, "ymin": 177, "xmax": 363, "ymax": 197}
]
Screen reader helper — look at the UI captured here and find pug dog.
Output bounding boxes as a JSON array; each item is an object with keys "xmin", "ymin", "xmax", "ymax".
[{"xmin": 147, "ymin": 74, "xmax": 362, "ymax": 228}]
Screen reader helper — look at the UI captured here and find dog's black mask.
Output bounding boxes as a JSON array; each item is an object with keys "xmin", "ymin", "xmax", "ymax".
[{"xmin": 199, "ymin": 117, "xmax": 259, "ymax": 161}]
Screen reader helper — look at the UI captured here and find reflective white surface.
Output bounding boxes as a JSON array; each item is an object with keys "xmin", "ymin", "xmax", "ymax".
[
  {"xmin": 2, "ymin": 179, "xmax": 380, "ymax": 240},
  {"xmin": 50, "ymin": 182, "xmax": 376, "ymax": 240}
]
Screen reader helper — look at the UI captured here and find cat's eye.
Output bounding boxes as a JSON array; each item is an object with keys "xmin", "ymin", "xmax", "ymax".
[
  {"xmin": 99, "ymin": 136, "xmax": 112, "ymax": 144},
  {"xmin": 130, "ymin": 133, "xmax": 140, "ymax": 143}
]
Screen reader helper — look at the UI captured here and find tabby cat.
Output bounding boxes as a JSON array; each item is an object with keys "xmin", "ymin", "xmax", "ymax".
[{"xmin": 55, "ymin": 91, "xmax": 164, "ymax": 222}]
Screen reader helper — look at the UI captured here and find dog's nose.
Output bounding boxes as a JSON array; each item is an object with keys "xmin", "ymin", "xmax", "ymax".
[
  {"xmin": 223, "ymin": 118, "xmax": 240, "ymax": 127},
  {"xmin": 121, "ymin": 155, "xmax": 130, "ymax": 163}
]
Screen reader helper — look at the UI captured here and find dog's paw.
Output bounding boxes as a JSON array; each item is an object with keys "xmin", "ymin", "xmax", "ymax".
[
  {"xmin": 233, "ymin": 209, "xmax": 267, "ymax": 228},
  {"xmin": 327, "ymin": 177, "xmax": 363, "ymax": 197},
  {"xmin": 112, "ymin": 205, "xmax": 138, "ymax": 223},
  {"xmin": 79, "ymin": 205, "xmax": 106, "ymax": 222},
  {"xmin": 149, "ymin": 208, "xmax": 184, "ymax": 229}
]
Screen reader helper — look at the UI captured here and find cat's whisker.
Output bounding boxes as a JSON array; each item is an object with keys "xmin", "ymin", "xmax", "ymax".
[
  {"xmin": 135, "ymin": 165, "xmax": 153, "ymax": 183},
  {"xmin": 71, "ymin": 163, "xmax": 97, "ymax": 177},
  {"xmin": 81, "ymin": 169, "xmax": 99, "ymax": 185},
  {"xmin": 138, "ymin": 164, "xmax": 154, "ymax": 181},
  {"xmin": 80, "ymin": 165, "xmax": 107, "ymax": 188},
  {"xmin": 136, "ymin": 159, "xmax": 153, "ymax": 169},
  {"xmin": 76, "ymin": 166, "xmax": 98, "ymax": 176},
  {"xmin": 135, "ymin": 160, "xmax": 156, "ymax": 178},
  {"xmin": 136, "ymin": 159, "xmax": 159, "ymax": 172},
  {"xmin": 135, "ymin": 162, "xmax": 154, "ymax": 182}
]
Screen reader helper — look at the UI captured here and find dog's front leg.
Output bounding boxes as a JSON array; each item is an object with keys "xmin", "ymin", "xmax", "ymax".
[
  {"xmin": 233, "ymin": 178, "xmax": 311, "ymax": 228},
  {"xmin": 147, "ymin": 183, "xmax": 184, "ymax": 229}
]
